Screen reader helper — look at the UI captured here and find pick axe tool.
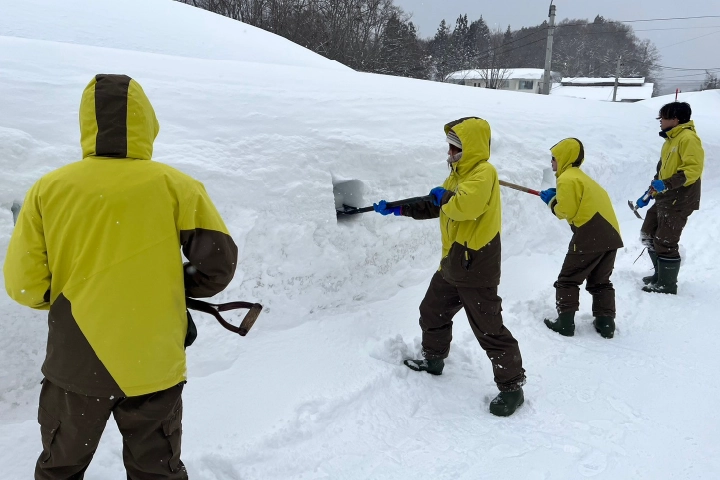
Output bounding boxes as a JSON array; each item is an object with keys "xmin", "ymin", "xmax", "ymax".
[
  {"xmin": 628, "ymin": 189, "xmax": 653, "ymax": 220},
  {"xmin": 628, "ymin": 201, "xmax": 643, "ymax": 219},
  {"xmin": 186, "ymin": 298, "xmax": 264, "ymax": 337}
]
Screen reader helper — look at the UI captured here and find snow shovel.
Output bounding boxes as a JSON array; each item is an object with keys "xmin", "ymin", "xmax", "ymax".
[
  {"xmin": 186, "ymin": 298, "xmax": 263, "ymax": 337},
  {"xmin": 336, "ymin": 195, "xmax": 433, "ymax": 217}
]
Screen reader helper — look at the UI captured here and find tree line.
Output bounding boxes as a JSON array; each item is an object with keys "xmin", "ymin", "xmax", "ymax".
[{"xmin": 175, "ymin": 1, "xmax": 662, "ymax": 90}]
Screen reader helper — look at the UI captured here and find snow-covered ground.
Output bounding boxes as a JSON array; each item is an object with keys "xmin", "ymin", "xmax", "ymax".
[{"xmin": 1, "ymin": 0, "xmax": 720, "ymax": 478}]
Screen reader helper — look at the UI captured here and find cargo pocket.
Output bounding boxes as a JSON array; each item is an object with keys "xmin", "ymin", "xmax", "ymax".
[
  {"xmin": 162, "ymin": 406, "xmax": 183, "ymax": 473},
  {"xmin": 38, "ymin": 407, "xmax": 60, "ymax": 463},
  {"xmin": 477, "ymin": 300, "xmax": 503, "ymax": 335},
  {"xmin": 479, "ymin": 300, "xmax": 502, "ymax": 316}
]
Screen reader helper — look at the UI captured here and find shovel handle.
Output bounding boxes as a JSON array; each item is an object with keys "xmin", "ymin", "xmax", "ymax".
[
  {"xmin": 186, "ymin": 298, "xmax": 263, "ymax": 337},
  {"xmin": 499, "ymin": 180, "xmax": 540, "ymax": 196},
  {"xmin": 338, "ymin": 195, "xmax": 434, "ymax": 215}
]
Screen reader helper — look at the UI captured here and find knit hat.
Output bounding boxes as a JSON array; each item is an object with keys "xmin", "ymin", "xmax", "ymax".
[{"xmin": 446, "ymin": 130, "xmax": 462, "ymax": 150}]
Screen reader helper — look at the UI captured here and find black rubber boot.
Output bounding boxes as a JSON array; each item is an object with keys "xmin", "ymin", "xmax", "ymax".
[
  {"xmin": 489, "ymin": 388, "xmax": 524, "ymax": 417},
  {"xmin": 642, "ymin": 256, "xmax": 680, "ymax": 295},
  {"xmin": 593, "ymin": 316, "xmax": 615, "ymax": 339},
  {"xmin": 544, "ymin": 311, "xmax": 575, "ymax": 337},
  {"xmin": 404, "ymin": 358, "xmax": 444, "ymax": 375},
  {"xmin": 643, "ymin": 250, "xmax": 659, "ymax": 285}
]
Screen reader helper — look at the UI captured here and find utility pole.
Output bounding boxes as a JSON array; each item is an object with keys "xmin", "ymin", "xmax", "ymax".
[
  {"xmin": 612, "ymin": 56, "xmax": 622, "ymax": 102},
  {"xmin": 541, "ymin": 1, "xmax": 556, "ymax": 95}
]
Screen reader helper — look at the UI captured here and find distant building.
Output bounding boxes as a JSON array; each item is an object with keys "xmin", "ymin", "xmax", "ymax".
[
  {"xmin": 444, "ymin": 68, "xmax": 562, "ymax": 93},
  {"xmin": 550, "ymin": 77, "xmax": 654, "ymax": 102}
]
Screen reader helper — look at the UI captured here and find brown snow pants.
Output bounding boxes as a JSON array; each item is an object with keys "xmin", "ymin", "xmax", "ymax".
[
  {"xmin": 35, "ymin": 379, "xmax": 187, "ymax": 480},
  {"xmin": 418, "ymin": 271, "xmax": 526, "ymax": 392},
  {"xmin": 640, "ymin": 203, "xmax": 694, "ymax": 259},
  {"xmin": 555, "ymin": 249, "xmax": 617, "ymax": 317}
]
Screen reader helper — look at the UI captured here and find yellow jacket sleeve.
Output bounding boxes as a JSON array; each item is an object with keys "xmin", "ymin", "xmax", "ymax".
[
  {"xmin": 3, "ymin": 181, "xmax": 51, "ymax": 309},
  {"xmin": 552, "ymin": 176, "xmax": 581, "ymax": 223},
  {"xmin": 442, "ymin": 166, "xmax": 493, "ymax": 221},
  {"xmin": 677, "ymin": 135, "xmax": 704, "ymax": 186}
]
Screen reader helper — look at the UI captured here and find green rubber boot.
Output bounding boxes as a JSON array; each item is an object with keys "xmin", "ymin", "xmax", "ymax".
[
  {"xmin": 404, "ymin": 358, "xmax": 444, "ymax": 375},
  {"xmin": 544, "ymin": 311, "xmax": 575, "ymax": 337},
  {"xmin": 642, "ymin": 256, "xmax": 680, "ymax": 295},
  {"xmin": 643, "ymin": 250, "xmax": 659, "ymax": 285},
  {"xmin": 593, "ymin": 316, "xmax": 615, "ymax": 339},
  {"xmin": 489, "ymin": 388, "xmax": 525, "ymax": 417}
]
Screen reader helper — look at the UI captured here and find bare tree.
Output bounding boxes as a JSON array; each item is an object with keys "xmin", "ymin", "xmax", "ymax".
[
  {"xmin": 477, "ymin": 27, "xmax": 511, "ymax": 89},
  {"xmin": 701, "ymin": 70, "xmax": 720, "ymax": 90}
]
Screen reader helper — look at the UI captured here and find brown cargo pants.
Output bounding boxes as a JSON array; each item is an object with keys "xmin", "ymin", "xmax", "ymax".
[
  {"xmin": 555, "ymin": 250, "xmax": 617, "ymax": 317},
  {"xmin": 640, "ymin": 203, "xmax": 694, "ymax": 259},
  {"xmin": 418, "ymin": 271, "xmax": 526, "ymax": 392},
  {"xmin": 35, "ymin": 379, "xmax": 187, "ymax": 480}
]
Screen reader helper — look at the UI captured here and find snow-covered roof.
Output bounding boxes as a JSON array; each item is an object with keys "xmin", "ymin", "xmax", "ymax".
[
  {"xmin": 446, "ymin": 68, "xmax": 559, "ymax": 81},
  {"xmin": 561, "ymin": 77, "xmax": 646, "ymax": 86},
  {"xmin": 550, "ymin": 82, "xmax": 654, "ymax": 101}
]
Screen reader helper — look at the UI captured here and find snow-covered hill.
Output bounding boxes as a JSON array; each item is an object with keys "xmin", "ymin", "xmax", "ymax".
[{"xmin": 1, "ymin": 0, "xmax": 719, "ymax": 478}]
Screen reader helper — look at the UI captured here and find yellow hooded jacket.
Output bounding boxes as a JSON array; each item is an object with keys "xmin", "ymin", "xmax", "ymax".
[
  {"xmin": 654, "ymin": 121, "xmax": 704, "ymax": 210},
  {"xmin": 548, "ymin": 138, "xmax": 623, "ymax": 254},
  {"xmin": 402, "ymin": 117, "xmax": 501, "ymax": 287},
  {"xmin": 3, "ymin": 75, "xmax": 238, "ymax": 397}
]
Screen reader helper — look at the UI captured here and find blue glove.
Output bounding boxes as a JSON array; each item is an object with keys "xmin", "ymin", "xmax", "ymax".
[
  {"xmin": 373, "ymin": 200, "xmax": 402, "ymax": 216},
  {"xmin": 430, "ymin": 187, "xmax": 448, "ymax": 207},
  {"xmin": 651, "ymin": 179, "xmax": 667, "ymax": 193},
  {"xmin": 539, "ymin": 188, "xmax": 556, "ymax": 205},
  {"xmin": 636, "ymin": 189, "xmax": 652, "ymax": 208}
]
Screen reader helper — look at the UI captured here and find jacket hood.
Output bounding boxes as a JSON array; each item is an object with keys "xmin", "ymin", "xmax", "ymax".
[
  {"xmin": 79, "ymin": 74, "xmax": 159, "ymax": 160},
  {"xmin": 550, "ymin": 138, "xmax": 585, "ymax": 177},
  {"xmin": 444, "ymin": 117, "xmax": 491, "ymax": 174}
]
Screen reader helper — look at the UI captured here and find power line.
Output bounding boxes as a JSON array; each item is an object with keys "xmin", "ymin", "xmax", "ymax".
[
  {"xmin": 554, "ymin": 25, "xmax": 720, "ymax": 35},
  {"xmin": 558, "ymin": 15, "xmax": 720, "ymax": 28},
  {"xmin": 661, "ymin": 72, "xmax": 714, "ymax": 80},
  {"xmin": 634, "ymin": 25, "xmax": 720, "ymax": 31},
  {"xmin": 617, "ymin": 15, "xmax": 720, "ymax": 23},
  {"xmin": 657, "ymin": 29, "xmax": 720, "ymax": 49},
  {"xmin": 655, "ymin": 64, "xmax": 720, "ymax": 71}
]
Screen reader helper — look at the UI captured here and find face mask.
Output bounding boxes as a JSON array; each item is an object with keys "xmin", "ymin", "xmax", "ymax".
[{"xmin": 447, "ymin": 151, "xmax": 463, "ymax": 164}]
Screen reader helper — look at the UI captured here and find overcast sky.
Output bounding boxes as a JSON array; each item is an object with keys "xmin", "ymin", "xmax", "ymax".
[{"xmin": 393, "ymin": 0, "xmax": 720, "ymax": 92}]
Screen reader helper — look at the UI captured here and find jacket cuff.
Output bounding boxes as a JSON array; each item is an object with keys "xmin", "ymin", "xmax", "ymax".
[
  {"xmin": 440, "ymin": 190, "xmax": 455, "ymax": 206},
  {"xmin": 549, "ymin": 197, "xmax": 558, "ymax": 214}
]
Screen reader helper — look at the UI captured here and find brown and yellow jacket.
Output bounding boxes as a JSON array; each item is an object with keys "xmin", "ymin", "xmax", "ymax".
[
  {"xmin": 654, "ymin": 121, "xmax": 704, "ymax": 210},
  {"xmin": 402, "ymin": 117, "xmax": 501, "ymax": 287},
  {"xmin": 548, "ymin": 138, "xmax": 623, "ymax": 254},
  {"xmin": 3, "ymin": 74, "xmax": 238, "ymax": 397}
]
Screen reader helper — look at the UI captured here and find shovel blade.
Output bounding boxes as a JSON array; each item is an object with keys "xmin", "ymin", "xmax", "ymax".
[{"xmin": 541, "ymin": 168, "xmax": 556, "ymax": 191}]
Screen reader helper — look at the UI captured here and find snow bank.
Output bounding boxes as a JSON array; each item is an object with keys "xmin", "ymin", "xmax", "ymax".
[{"xmin": 0, "ymin": 0, "xmax": 348, "ymax": 70}]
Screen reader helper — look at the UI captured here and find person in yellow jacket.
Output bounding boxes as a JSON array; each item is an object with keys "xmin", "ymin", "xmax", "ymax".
[
  {"xmin": 373, "ymin": 117, "xmax": 526, "ymax": 417},
  {"xmin": 635, "ymin": 102, "xmax": 704, "ymax": 295},
  {"xmin": 539, "ymin": 138, "xmax": 623, "ymax": 339},
  {"xmin": 3, "ymin": 74, "xmax": 238, "ymax": 479}
]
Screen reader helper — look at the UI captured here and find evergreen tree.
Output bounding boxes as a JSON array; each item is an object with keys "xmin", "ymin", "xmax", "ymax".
[
  {"xmin": 430, "ymin": 19, "xmax": 453, "ymax": 80},
  {"xmin": 468, "ymin": 16, "xmax": 491, "ymax": 68}
]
